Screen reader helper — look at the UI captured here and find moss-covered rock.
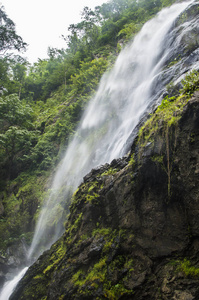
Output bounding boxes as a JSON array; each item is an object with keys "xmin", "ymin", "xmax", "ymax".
[{"xmin": 11, "ymin": 87, "xmax": 199, "ymax": 299}]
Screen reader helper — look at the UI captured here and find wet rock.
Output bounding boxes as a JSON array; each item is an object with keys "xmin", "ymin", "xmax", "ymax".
[
  {"xmin": 88, "ymin": 241, "xmax": 103, "ymax": 258},
  {"xmin": 11, "ymin": 93, "xmax": 199, "ymax": 300}
]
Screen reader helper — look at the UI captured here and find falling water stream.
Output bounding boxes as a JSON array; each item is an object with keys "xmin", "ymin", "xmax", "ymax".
[{"xmin": 0, "ymin": 1, "xmax": 196, "ymax": 299}]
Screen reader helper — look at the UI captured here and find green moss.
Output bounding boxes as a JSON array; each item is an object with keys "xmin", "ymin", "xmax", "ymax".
[
  {"xmin": 138, "ymin": 94, "xmax": 188, "ymax": 151},
  {"xmin": 136, "ymin": 90, "xmax": 192, "ymax": 199},
  {"xmin": 104, "ymin": 283, "xmax": 133, "ymax": 299},
  {"xmin": 176, "ymin": 258, "xmax": 199, "ymax": 278},
  {"xmin": 92, "ymin": 227, "xmax": 112, "ymax": 239},
  {"xmin": 71, "ymin": 257, "xmax": 107, "ymax": 292},
  {"xmin": 43, "ymin": 239, "xmax": 66, "ymax": 275},
  {"xmin": 70, "ymin": 180, "xmax": 103, "ymax": 212},
  {"xmin": 70, "ymin": 166, "xmax": 118, "ymax": 211},
  {"xmin": 33, "ymin": 274, "xmax": 45, "ymax": 280},
  {"xmin": 181, "ymin": 69, "xmax": 199, "ymax": 95},
  {"xmin": 176, "ymin": 11, "xmax": 188, "ymax": 25},
  {"xmin": 100, "ymin": 167, "xmax": 118, "ymax": 177},
  {"xmin": 72, "ymin": 269, "xmax": 85, "ymax": 286},
  {"xmin": 71, "ymin": 253, "xmax": 134, "ymax": 299},
  {"xmin": 27, "ymin": 226, "xmax": 134, "ymax": 299},
  {"xmin": 124, "ymin": 258, "xmax": 134, "ymax": 272},
  {"xmin": 167, "ymin": 55, "xmax": 181, "ymax": 67},
  {"xmin": 71, "ymin": 258, "xmax": 107, "ymax": 297},
  {"xmin": 128, "ymin": 153, "xmax": 135, "ymax": 167},
  {"xmin": 79, "ymin": 229, "xmax": 134, "ymax": 296},
  {"xmin": 64, "ymin": 212, "xmax": 83, "ymax": 245},
  {"xmin": 151, "ymin": 155, "xmax": 164, "ymax": 164},
  {"xmin": 76, "ymin": 233, "xmax": 89, "ymax": 244},
  {"xmin": 23, "ymin": 279, "xmax": 47, "ymax": 299},
  {"xmin": 87, "ymin": 257, "xmax": 107, "ymax": 282},
  {"xmin": 86, "ymin": 192, "xmax": 100, "ymax": 202}
]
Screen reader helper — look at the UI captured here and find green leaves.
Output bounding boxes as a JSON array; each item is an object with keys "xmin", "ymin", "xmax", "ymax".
[
  {"xmin": 71, "ymin": 58, "xmax": 108, "ymax": 96},
  {"xmin": 117, "ymin": 22, "xmax": 141, "ymax": 41},
  {"xmin": 0, "ymin": 94, "xmax": 34, "ymax": 129},
  {"xmin": 0, "ymin": 94, "xmax": 37, "ymax": 178},
  {"xmin": 0, "ymin": 6, "xmax": 27, "ymax": 54},
  {"xmin": 181, "ymin": 70, "xmax": 199, "ymax": 96}
]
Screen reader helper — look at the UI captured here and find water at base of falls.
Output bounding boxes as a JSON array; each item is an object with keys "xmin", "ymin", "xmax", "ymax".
[
  {"xmin": 0, "ymin": 267, "xmax": 28, "ymax": 300},
  {"xmin": 1, "ymin": 1, "xmax": 196, "ymax": 299}
]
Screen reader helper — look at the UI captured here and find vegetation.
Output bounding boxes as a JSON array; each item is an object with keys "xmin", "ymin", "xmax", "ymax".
[
  {"xmin": 0, "ymin": 6, "xmax": 26, "ymax": 54},
  {"xmin": 137, "ymin": 70, "xmax": 199, "ymax": 197},
  {"xmin": 170, "ymin": 258, "xmax": 199, "ymax": 278},
  {"xmin": 65, "ymin": 224, "xmax": 135, "ymax": 299}
]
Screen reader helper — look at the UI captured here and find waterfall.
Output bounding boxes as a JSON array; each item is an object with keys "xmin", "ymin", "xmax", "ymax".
[
  {"xmin": 0, "ymin": 267, "xmax": 28, "ymax": 300},
  {"xmin": 28, "ymin": 0, "xmax": 193, "ymax": 261},
  {"xmin": 1, "ymin": 1, "xmax": 196, "ymax": 299}
]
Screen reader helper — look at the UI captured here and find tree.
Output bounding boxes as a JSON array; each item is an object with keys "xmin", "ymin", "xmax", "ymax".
[
  {"xmin": 24, "ymin": 60, "xmax": 49, "ymax": 101},
  {"xmin": 0, "ymin": 56, "xmax": 9, "ymax": 93},
  {"xmin": 70, "ymin": 58, "xmax": 108, "ymax": 96},
  {"xmin": 9, "ymin": 58, "xmax": 28, "ymax": 99},
  {"xmin": 0, "ymin": 93, "xmax": 33, "ymax": 129},
  {"xmin": 0, "ymin": 94, "xmax": 37, "ymax": 179},
  {"xmin": 0, "ymin": 6, "xmax": 27, "ymax": 96},
  {"xmin": 0, "ymin": 6, "xmax": 27, "ymax": 55}
]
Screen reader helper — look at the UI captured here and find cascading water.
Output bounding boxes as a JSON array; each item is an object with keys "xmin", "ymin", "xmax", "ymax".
[
  {"xmin": 28, "ymin": 0, "xmax": 194, "ymax": 261},
  {"xmin": 1, "ymin": 1, "xmax": 197, "ymax": 299},
  {"xmin": 0, "ymin": 268, "xmax": 28, "ymax": 300}
]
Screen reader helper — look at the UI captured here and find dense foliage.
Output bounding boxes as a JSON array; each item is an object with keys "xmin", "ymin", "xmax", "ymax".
[
  {"xmin": 0, "ymin": 0, "xmax": 176, "ymax": 251},
  {"xmin": 0, "ymin": 6, "xmax": 26, "ymax": 54}
]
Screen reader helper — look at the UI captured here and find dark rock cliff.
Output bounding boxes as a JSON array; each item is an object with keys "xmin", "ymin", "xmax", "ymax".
[{"xmin": 10, "ymin": 88, "xmax": 199, "ymax": 299}]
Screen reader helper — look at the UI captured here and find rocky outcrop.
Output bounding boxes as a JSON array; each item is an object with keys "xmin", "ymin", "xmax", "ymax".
[
  {"xmin": 0, "ymin": 241, "xmax": 28, "ymax": 290},
  {"xmin": 10, "ymin": 88, "xmax": 199, "ymax": 299}
]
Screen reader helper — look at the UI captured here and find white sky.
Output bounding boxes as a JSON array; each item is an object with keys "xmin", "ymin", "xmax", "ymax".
[{"xmin": 1, "ymin": 0, "xmax": 108, "ymax": 63}]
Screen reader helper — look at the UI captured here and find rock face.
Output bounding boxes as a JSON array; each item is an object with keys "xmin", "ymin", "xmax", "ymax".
[
  {"xmin": 0, "ymin": 241, "xmax": 28, "ymax": 290},
  {"xmin": 10, "ymin": 89, "xmax": 199, "ymax": 299}
]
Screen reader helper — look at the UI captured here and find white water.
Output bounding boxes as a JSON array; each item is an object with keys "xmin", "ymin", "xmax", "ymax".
[
  {"xmin": 0, "ymin": 267, "xmax": 28, "ymax": 300},
  {"xmin": 28, "ymin": 1, "xmax": 192, "ymax": 261},
  {"xmin": 1, "ymin": 1, "xmax": 194, "ymax": 299}
]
